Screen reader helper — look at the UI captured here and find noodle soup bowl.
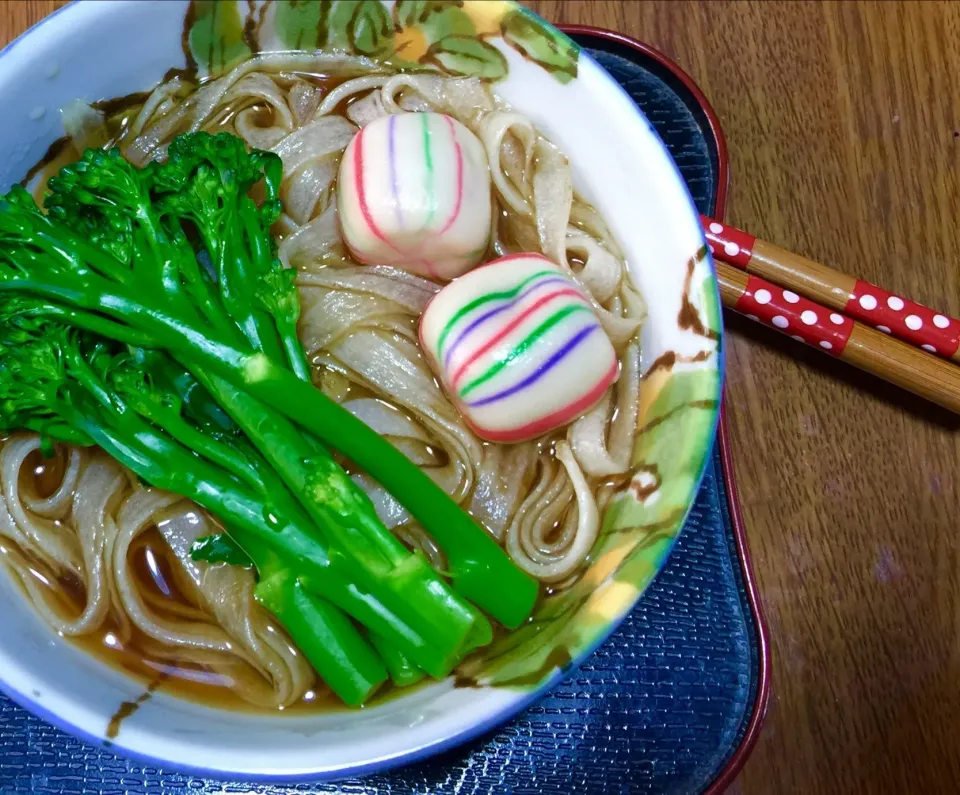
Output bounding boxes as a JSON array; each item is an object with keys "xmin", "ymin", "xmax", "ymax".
[{"xmin": 0, "ymin": 0, "xmax": 722, "ymax": 780}]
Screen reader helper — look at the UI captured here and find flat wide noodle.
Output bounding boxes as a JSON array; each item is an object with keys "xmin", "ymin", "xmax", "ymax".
[
  {"xmin": 0, "ymin": 435, "xmax": 313, "ymax": 708},
  {"xmin": 505, "ymin": 442, "xmax": 599, "ymax": 583},
  {"xmin": 2, "ymin": 436, "xmax": 83, "ymax": 576},
  {"xmin": 569, "ymin": 343, "xmax": 641, "ymax": 478}
]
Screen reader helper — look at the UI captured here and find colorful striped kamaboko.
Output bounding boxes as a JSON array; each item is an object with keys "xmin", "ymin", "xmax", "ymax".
[
  {"xmin": 419, "ymin": 253, "xmax": 619, "ymax": 443},
  {"xmin": 337, "ymin": 112, "xmax": 492, "ymax": 281}
]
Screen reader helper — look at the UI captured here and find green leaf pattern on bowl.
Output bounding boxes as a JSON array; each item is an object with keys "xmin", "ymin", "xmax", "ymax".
[
  {"xmin": 423, "ymin": 35, "xmax": 508, "ymax": 80},
  {"xmin": 184, "ymin": 0, "xmax": 253, "ymax": 74},
  {"xmin": 500, "ymin": 7, "xmax": 579, "ymax": 83},
  {"xmin": 270, "ymin": 0, "xmax": 333, "ymax": 51},
  {"xmin": 183, "ymin": 0, "xmax": 578, "ymax": 82}
]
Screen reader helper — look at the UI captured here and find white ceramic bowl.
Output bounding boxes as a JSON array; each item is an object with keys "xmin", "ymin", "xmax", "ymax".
[{"xmin": 0, "ymin": 0, "xmax": 722, "ymax": 780}]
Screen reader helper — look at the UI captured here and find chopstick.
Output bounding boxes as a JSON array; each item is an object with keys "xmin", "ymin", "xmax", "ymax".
[
  {"xmin": 713, "ymin": 261, "xmax": 960, "ymax": 414},
  {"xmin": 702, "ymin": 215, "xmax": 960, "ymax": 363}
]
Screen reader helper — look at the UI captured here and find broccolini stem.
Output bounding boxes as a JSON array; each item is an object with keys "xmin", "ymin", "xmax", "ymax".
[
  {"xmin": 258, "ymin": 575, "xmax": 389, "ymax": 707},
  {"xmin": 31, "ymin": 225, "xmax": 136, "ymax": 288},
  {"xmin": 60, "ymin": 372, "xmax": 480, "ymax": 679},
  {"xmin": 215, "ymin": 210, "xmax": 286, "ymax": 364},
  {"xmin": 277, "ymin": 316, "xmax": 312, "ymax": 384},
  {"xmin": 0, "ymin": 276, "xmax": 249, "ymax": 373},
  {"xmin": 368, "ymin": 632, "xmax": 425, "ymax": 688},
  {"xmin": 189, "ymin": 367, "xmax": 407, "ymax": 572},
  {"xmin": 164, "ymin": 224, "xmax": 242, "ymax": 342},
  {"xmin": 121, "ymin": 394, "xmax": 265, "ymax": 494},
  {"xmin": 20, "ymin": 418, "xmax": 92, "ymax": 447},
  {"xmin": 234, "ymin": 355, "xmax": 541, "ymax": 629},
  {"xmin": 8, "ymin": 301, "xmax": 159, "ymax": 349},
  {"xmin": 236, "ymin": 200, "xmax": 311, "ymax": 382},
  {"xmin": 188, "ymin": 368, "xmax": 492, "ymax": 677},
  {"xmin": 247, "ymin": 539, "xmax": 388, "ymax": 707},
  {"xmin": 60, "ymin": 335, "xmax": 492, "ymax": 676},
  {"xmin": 145, "ymin": 364, "xmax": 485, "ymax": 678}
]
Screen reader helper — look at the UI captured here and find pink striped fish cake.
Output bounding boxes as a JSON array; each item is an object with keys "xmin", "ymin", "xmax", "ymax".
[
  {"xmin": 419, "ymin": 253, "xmax": 619, "ymax": 443},
  {"xmin": 337, "ymin": 112, "xmax": 491, "ymax": 281}
]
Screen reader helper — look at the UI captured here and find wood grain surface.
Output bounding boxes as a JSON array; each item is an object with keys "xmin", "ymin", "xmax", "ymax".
[{"xmin": 3, "ymin": 2, "xmax": 959, "ymax": 794}]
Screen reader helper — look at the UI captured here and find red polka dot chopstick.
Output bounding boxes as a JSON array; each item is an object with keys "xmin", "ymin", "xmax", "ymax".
[
  {"xmin": 701, "ymin": 215, "xmax": 960, "ymax": 362},
  {"xmin": 709, "ymin": 232, "xmax": 960, "ymax": 414}
]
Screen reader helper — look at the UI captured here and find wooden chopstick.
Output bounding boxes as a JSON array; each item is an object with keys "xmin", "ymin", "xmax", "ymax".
[
  {"xmin": 714, "ymin": 261, "xmax": 960, "ymax": 414},
  {"xmin": 702, "ymin": 214, "xmax": 960, "ymax": 364}
]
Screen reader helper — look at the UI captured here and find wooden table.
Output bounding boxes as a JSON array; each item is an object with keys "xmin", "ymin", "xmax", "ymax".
[{"xmin": 3, "ymin": 2, "xmax": 959, "ymax": 793}]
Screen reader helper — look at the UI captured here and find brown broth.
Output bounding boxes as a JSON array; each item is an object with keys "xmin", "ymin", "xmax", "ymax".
[
  {"xmin": 22, "ymin": 445, "xmax": 68, "ymax": 499},
  {"xmin": 130, "ymin": 529, "xmax": 193, "ymax": 606},
  {"xmin": 4, "ymin": 456, "xmax": 346, "ymax": 714},
  {"xmin": 68, "ymin": 535, "xmax": 344, "ymax": 715}
]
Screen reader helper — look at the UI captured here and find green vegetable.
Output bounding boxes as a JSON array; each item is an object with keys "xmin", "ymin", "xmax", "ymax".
[
  {"xmin": 246, "ymin": 537, "xmax": 389, "ymax": 707},
  {"xmin": 0, "ymin": 130, "xmax": 543, "ymax": 705},
  {"xmin": 236, "ymin": 358, "xmax": 540, "ymax": 629},
  {"xmin": 259, "ymin": 575, "xmax": 388, "ymax": 707},
  {"xmin": 191, "ymin": 529, "xmax": 389, "ymax": 705},
  {"xmin": 369, "ymin": 632, "xmax": 425, "ymax": 688},
  {"xmin": 108, "ymin": 345, "xmax": 488, "ymax": 678},
  {"xmin": 190, "ymin": 533, "xmax": 254, "ymax": 567}
]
